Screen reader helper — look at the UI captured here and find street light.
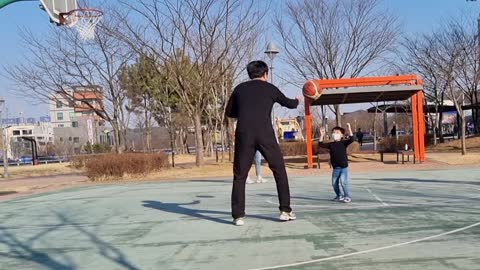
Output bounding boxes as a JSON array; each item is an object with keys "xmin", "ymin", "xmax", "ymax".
[
  {"xmin": 0, "ymin": 97, "xmax": 9, "ymax": 178},
  {"xmin": 265, "ymin": 42, "xmax": 280, "ymax": 136},
  {"xmin": 264, "ymin": 42, "xmax": 279, "ymax": 84}
]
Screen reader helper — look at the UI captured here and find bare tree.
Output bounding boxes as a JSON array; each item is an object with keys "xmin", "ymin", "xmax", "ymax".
[
  {"xmin": 114, "ymin": 0, "xmax": 265, "ymax": 166},
  {"xmin": 428, "ymin": 23, "xmax": 468, "ymax": 154},
  {"xmin": 275, "ymin": 0, "xmax": 399, "ymax": 126},
  {"xmin": 5, "ymin": 12, "xmax": 132, "ymax": 153}
]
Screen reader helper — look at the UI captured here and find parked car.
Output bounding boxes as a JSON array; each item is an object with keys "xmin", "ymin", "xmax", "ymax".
[
  {"xmin": 18, "ymin": 156, "xmax": 33, "ymax": 165},
  {"xmin": 161, "ymin": 149, "xmax": 176, "ymax": 155}
]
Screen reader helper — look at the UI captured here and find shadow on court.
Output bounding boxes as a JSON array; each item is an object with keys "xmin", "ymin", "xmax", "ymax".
[
  {"xmin": 142, "ymin": 200, "xmax": 279, "ymax": 224},
  {"xmin": 0, "ymin": 212, "xmax": 139, "ymax": 270}
]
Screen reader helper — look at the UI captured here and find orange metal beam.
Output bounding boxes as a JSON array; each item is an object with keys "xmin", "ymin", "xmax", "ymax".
[
  {"xmin": 302, "ymin": 74, "xmax": 425, "ymax": 169},
  {"xmin": 416, "ymin": 91, "xmax": 426, "ymax": 162},
  {"xmin": 305, "ymin": 99, "xmax": 313, "ymax": 169},
  {"xmin": 307, "ymin": 75, "xmax": 420, "ymax": 90},
  {"xmin": 411, "ymin": 93, "xmax": 420, "ymax": 161}
]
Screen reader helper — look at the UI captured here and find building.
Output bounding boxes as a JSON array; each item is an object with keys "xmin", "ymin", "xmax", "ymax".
[
  {"xmin": 49, "ymin": 86, "xmax": 107, "ymax": 154},
  {"xmin": 3, "ymin": 123, "xmax": 54, "ymax": 159},
  {"xmin": 49, "ymin": 86, "xmax": 104, "ymax": 128}
]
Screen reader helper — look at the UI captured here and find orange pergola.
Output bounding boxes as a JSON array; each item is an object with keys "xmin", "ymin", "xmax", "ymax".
[{"xmin": 303, "ymin": 75, "xmax": 426, "ymax": 169}]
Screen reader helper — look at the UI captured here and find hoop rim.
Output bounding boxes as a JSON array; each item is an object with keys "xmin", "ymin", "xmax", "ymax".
[{"xmin": 59, "ymin": 8, "xmax": 104, "ymax": 25}]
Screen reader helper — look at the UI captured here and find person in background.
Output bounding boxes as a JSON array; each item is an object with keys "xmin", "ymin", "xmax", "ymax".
[
  {"xmin": 356, "ymin": 128, "xmax": 364, "ymax": 146},
  {"xmin": 246, "ymin": 151, "xmax": 267, "ymax": 184}
]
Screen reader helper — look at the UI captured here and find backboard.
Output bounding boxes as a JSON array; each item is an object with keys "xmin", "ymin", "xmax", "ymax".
[{"xmin": 39, "ymin": 0, "xmax": 77, "ymax": 26}]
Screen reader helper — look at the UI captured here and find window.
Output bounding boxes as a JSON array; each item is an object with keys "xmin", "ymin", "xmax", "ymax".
[
  {"xmin": 59, "ymin": 137, "xmax": 64, "ymax": 142},
  {"xmin": 58, "ymin": 124, "xmax": 64, "ymax": 127},
  {"xmin": 72, "ymin": 121, "xmax": 79, "ymax": 127},
  {"xmin": 56, "ymin": 101, "xmax": 63, "ymax": 108},
  {"xmin": 69, "ymin": 112, "xmax": 76, "ymax": 120},
  {"xmin": 37, "ymin": 137, "xmax": 44, "ymax": 140},
  {"xmin": 57, "ymin": 112, "xmax": 64, "ymax": 121},
  {"xmin": 39, "ymin": 142, "xmax": 46, "ymax": 146},
  {"xmin": 13, "ymin": 130, "xmax": 20, "ymax": 136},
  {"xmin": 73, "ymin": 137, "xmax": 80, "ymax": 143},
  {"xmin": 22, "ymin": 130, "xmax": 33, "ymax": 135},
  {"xmin": 49, "ymin": 137, "xmax": 53, "ymax": 141},
  {"xmin": 69, "ymin": 137, "xmax": 72, "ymax": 141}
]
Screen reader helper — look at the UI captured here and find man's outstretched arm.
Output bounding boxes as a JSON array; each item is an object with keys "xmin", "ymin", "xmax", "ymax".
[{"xmin": 273, "ymin": 87, "xmax": 300, "ymax": 109}]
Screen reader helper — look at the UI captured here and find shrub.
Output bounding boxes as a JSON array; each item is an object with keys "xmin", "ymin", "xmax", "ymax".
[
  {"xmin": 85, "ymin": 153, "xmax": 169, "ymax": 181},
  {"xmin": 379, "ymin": 136, "xmax": 413, "ymax": 152},
  {"xmin": 71, "ymin": 155, "xmax": 96, "ymax": 169},
  {"xmin": 279, "ymin": 141, "xmax": 315, "ymax": 156}
]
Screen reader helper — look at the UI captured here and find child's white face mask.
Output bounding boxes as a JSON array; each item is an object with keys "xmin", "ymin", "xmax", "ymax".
[{"xmin": 332, "ymin": 133, "xmax": 342, "ymax": 141}]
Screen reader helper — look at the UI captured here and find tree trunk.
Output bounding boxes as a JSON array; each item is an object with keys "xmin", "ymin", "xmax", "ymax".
[
  {"xmin": 335, "ymin": 104, "xmax": 341, "ymax": 126},
  {"xmin": 193, "ymin": 111, "xmax": 205, "ymax": 166},
  {"xmin": 112, "ymin": 122, "xmax": 123, "ymax": 153},
  {"xmin": 460, "ymin": 112, "xmax": 467, "ymax": 155},
  {"xmin": 432, "ymin": 104, "xmax": 438, "ymax": 145},
  {"xmin": 373, "ymin": 106, "xmax": 378, "ymax": 151},
  {"xmin": 438, "ymin": 93, "xmax": 445, "ymax": 143},
  {"xmin": 145, "ymin": 110, "xmax": 152, "ymax": 152}
]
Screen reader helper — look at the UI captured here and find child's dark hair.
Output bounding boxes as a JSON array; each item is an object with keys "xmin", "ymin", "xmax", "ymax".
[
  {"xmin": 247, "ymin": 61, "xmax": 269, "ymax": 79},
  {"xmin": 332, "ymin": 126, "xmax": 345, "ymax": 134}
]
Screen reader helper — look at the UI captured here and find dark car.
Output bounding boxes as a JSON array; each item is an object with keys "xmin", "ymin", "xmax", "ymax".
[{"xmin": 18, "ymin": 156, "xmax": 33, "ymax": 165}]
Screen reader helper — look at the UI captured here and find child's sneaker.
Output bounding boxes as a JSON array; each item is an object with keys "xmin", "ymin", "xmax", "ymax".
[
  {"xmin": 342, "ymin": 197, "xmax": 352, "ymax": 203},
  {"xmin": 279, "ymin": 211, "xmax": 296, "ymax": 221},
  {"xmin": 256, "ymin": 176, "xmax": 268, "ymax": 183},
  {"xmin": 246, "ymin": 177, "xmax": 255, "ymax": 184},
  {"xmin": 233, "ymin": 217, "xmax": 245, "ymax": 226},
  {"xmin": 332, "ymin": 196, "xmax": 344, "ymax": 202}
]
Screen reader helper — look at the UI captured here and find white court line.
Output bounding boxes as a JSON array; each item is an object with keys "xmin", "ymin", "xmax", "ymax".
[
  {"xmin": 365, "ymin": 188, "xmax": 389, "ymax": 206},
  {"xmin": 265, "ymin": 199, "xmax": 400, "ymax": 210},
  {"xmin": 249, "ymin": 221, "xmax": 480, "ymax": 270}
]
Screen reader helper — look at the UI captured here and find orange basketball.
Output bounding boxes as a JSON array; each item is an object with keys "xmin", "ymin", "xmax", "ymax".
[{"xmin": 303, "ymin": 80, "xmax": 323, "ymax": 100}]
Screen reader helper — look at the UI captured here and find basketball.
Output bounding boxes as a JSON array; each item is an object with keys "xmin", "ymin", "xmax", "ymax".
[{"xmin": 303, "ymin": 80, "xmax": 323, "ymax": 100}]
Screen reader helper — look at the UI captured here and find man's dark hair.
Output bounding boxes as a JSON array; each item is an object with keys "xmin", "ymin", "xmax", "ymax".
[
  {"xmin": 247, "ymin": 61, "xmax": 269, "ymax": 79},
  {"xmin": 332, "ymin": 126, "xmax": 345, "ymax": 135}
]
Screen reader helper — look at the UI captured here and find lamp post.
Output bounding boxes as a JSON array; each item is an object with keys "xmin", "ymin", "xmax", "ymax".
[
  {"xmin": 264, "ymin": 42, "xmax": 279, "ymax": 84},
  {"xmin": 265, "ymin": 42, "xmax": 280, "ymax": 136},
  {"xmin": 0, "ymin": 97, "xmax": 9, "ymax": 178}
]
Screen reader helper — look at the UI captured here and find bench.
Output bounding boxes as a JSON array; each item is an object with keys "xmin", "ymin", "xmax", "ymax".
[{"xmin": 379, "ymin": 150, "xmax": 415, "ymax": 164}]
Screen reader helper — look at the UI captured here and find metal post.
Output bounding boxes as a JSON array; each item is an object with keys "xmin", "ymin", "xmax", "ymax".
[
  {"xmin": 265, "ymin": 42, "xmax": 279, "ymax": 136},
  {"xmin": 0, "ymin": 97, "xmax": 9, "ymax": 178}
]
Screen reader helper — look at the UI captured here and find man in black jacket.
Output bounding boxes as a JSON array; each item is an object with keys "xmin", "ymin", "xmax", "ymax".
[{"xmin": 225, "ymin": 60, "xmax": 300, "ymax": 226}]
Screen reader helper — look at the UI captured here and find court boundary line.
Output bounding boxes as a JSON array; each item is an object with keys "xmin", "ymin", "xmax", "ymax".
[
  {"xmin": 249, "ymin": 221, "xmax": 480, "ymax": 270},
  {"xmin": 365, "ymin": 187, "xmax": 389, "ymax": 206}
]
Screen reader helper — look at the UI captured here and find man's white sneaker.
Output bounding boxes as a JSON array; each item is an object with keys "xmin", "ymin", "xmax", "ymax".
[
  {"xmin": 233, "ymin": 217, "xmax": 245, "ymax": 226},
  {"xmin": 246, "ymin": 177, "xmax": 255, "ymax": 184},
  {"xmin": 279, "ymin": 211, "xmax": 296, "ymax": 221},
  {"xmin": 256, "ymin": 176, "xmax": 268, "ymax": 183}
]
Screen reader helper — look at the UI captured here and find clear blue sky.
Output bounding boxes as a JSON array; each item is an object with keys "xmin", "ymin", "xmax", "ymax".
[{"xmin": 0, "ymin": 0, "xmax": 478, "ymax": 119}]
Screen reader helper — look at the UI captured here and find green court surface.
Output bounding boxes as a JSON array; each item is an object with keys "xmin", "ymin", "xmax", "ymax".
[{"xmin": 1, "ymin": 167, "xmax": 479, "ymax": 270}]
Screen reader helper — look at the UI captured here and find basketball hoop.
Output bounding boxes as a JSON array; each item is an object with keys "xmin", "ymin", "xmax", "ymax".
[{"xmin": 60, "ymin": 8, "xmax": 103, "ymax": 41}]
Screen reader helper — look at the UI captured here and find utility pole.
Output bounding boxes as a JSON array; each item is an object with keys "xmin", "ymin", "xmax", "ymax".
[{"xmin": 0, "ymin": 97, "xmax": 9, "ymax": 178}]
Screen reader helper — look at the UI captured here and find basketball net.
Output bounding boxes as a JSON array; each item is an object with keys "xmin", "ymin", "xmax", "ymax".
[{"xmin": 62, "ymin": 9, "xmax": 103, "ymax": 41}]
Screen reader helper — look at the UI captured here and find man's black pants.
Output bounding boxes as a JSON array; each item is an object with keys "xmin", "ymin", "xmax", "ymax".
[{"xmin": 231, "ymin": 131, "xmax": 292, "ymax": 219}]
